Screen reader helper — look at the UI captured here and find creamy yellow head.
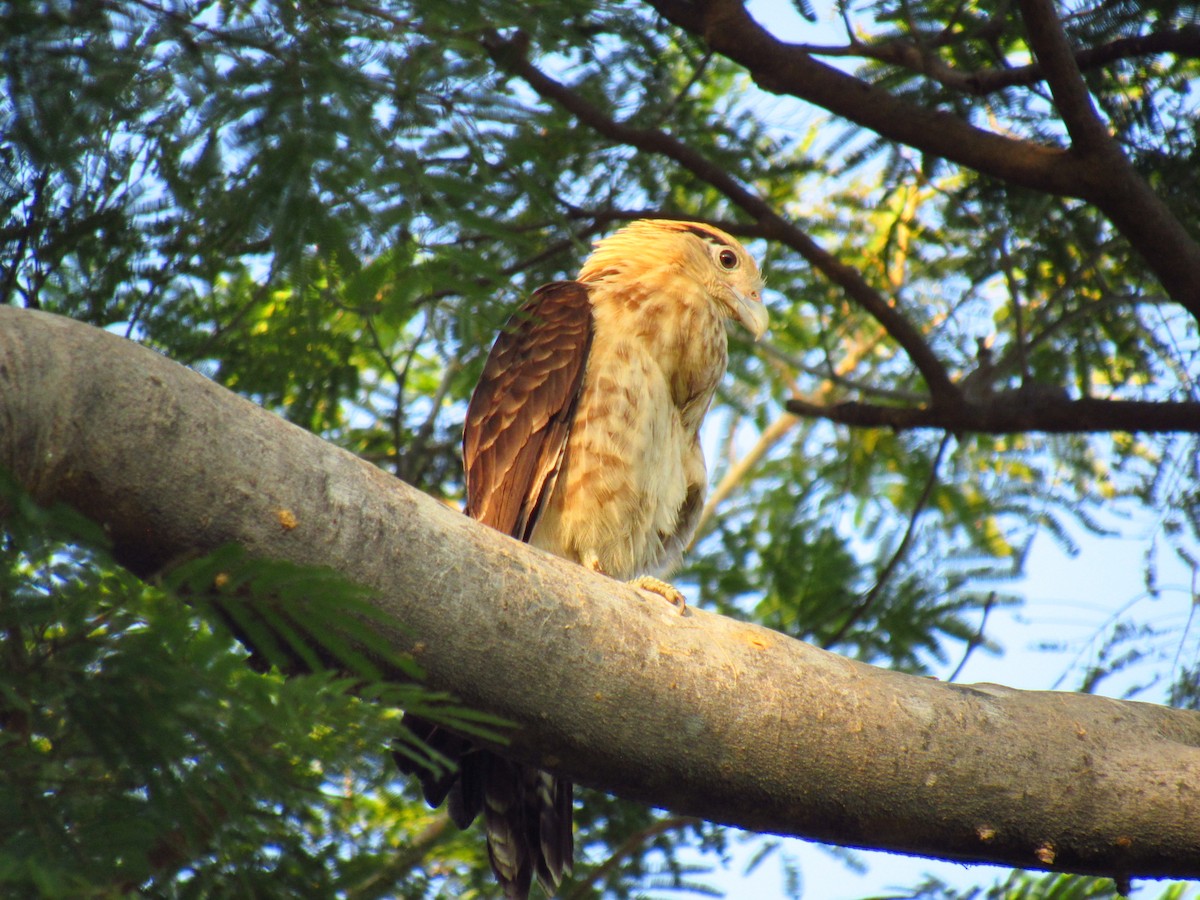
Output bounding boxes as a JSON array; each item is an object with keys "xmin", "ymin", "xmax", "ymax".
[{"xmin": 577, "ymin": 219, "xmax": 769, "ymax": 339}]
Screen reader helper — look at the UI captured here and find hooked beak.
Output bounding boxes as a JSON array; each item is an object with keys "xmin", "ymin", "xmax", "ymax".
[{"xmin": 732, "ymin": 290, "xmax": 770, "ymax": 341}]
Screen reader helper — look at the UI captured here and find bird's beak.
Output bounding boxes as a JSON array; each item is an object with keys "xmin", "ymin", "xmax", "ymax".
[{"xmin": 732, "ymin": 290, "xmax": 770, "ymax": 341}]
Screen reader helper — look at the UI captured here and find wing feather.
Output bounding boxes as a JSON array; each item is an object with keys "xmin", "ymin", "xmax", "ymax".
[
  {"xmin": 464, "ymin": 281, "xmax": 592, "ymax": 540},
  {"xmin": 434, "ymin": 281, "xmax": 589, "ymax": 898}
]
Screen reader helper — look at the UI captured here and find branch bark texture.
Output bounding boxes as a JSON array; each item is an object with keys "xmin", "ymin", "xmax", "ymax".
[{"xmin": 4, "ymin": 308, "xmax": 1200, "ymax": 879}]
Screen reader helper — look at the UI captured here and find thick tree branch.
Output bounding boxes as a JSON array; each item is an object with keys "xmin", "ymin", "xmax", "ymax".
[
  {"xmin": 643, "ymin": 0, "xmax": 1200, "ymax": 317},
  {"xmin": 644, "ymin": 0, "xmax": 1083, "ymax": 195},
  {"xmin": 1017, "ymin": 0, "xmax": 1114, "ymax": 153},
  {"xmin": 800, "ymin": 27, "xmax": 1200, "ymax": 96},
  {"xmin": 4, "ymin": 307, "xmax": 1200, "ymax": 879},
  {"xmin": 481, "ymin": 30, "xmax": 958, "ymax": 404},
  {"xmin": 1014, "ymin": 0, "xmax": 1200, "ymax": 314},
  {"xmin": 786, "ymin": 392, "xmax": 1200, "ymax": 434}
]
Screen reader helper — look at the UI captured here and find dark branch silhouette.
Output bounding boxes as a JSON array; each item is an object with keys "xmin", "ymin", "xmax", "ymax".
[
  {"xmin": 808, "ymin": 25, "xmax": 1200, "ymax": 97},
  {"xmin": 786, "ymin": 392, "xmax": 1200, "ymax": 435}
]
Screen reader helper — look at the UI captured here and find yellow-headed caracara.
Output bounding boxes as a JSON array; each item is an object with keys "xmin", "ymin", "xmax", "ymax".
[{"xmin": 400, "ymin": 219, "xmax": 769, "ymax": 899}]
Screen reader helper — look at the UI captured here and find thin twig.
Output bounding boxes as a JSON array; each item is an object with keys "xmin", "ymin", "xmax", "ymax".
[
  {"xmin": 692, "ymin": 411, "xmax": 800, "ymax": 544},
  {"xmin": 563, "ymin": 815, "xmax": 703, "ymax": 900},
  {"xmin": 947, "ymin": 591, "xmax": 997, "ymax": 683},
  {"xmin": 823, "ymin": 433, "xmax": 951, "ymax": 649},
  {"xmin": 796, "ymin": 26, "xmax": 1200, "ymax": 97}
]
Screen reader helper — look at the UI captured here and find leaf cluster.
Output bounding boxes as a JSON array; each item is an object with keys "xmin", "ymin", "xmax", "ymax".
[{"xmin": 0, "ymin": 476, "xmax": 496, "ymax": 898}]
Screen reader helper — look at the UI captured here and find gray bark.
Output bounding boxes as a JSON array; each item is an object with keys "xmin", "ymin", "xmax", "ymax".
[{"xmin": 3, "ymin": 306, "xmax": 1199, "ymax": 880}]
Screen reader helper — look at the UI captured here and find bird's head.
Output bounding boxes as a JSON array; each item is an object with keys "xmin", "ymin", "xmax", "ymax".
[{"xmin": 577, "ymin": 219, "xmax": 769, "ymax": 340}]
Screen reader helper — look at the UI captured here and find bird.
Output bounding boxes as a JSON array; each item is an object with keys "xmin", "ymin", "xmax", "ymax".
[{"xmin": 398, "ymin": 218, "xmax": 768, "ymax": 899}]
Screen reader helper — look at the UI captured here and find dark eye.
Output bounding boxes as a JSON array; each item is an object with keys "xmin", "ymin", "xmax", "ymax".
[{"xmin": 718, "ymin": 248, "xmax": 738, "ymax": 269}]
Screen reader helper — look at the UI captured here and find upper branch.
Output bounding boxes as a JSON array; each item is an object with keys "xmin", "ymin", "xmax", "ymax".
[
  {"xmin": 644, "ymin": 0, "xmax": 1086, "ymax": 196},
  {"xmin": 644, "ymin": 0, "xmax": 1200, "ymax": 318},
  {"xmin": 786, "ymin": 392, "xmax": 1200, "ymax": 435},
  {"xmin": 796, "ymin": 27, "xmax": 1200, "ymax": 96},
  {"xmin": 950, "ymin": 27, "xmax": 1200, "ymax": 95},
  {"xmin": 480, "ymin": 30, "xmax": 958, "ymax": 403},
  {"xmin": 1014, "ymin": 0, "xmax": 1200, "ymax": 315},
  {"xmin": 1016, "ymin": 0, "xmax": 1115, "ymax": 153}
]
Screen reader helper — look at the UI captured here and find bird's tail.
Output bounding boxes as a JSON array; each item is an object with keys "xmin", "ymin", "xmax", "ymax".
[
  {"xmin": 396, "ymin": 715, "xmax": 574, "ymax": 899},
  {"xmin": 483, "ymin": 754, "xmax": 574, "ymax": 899}
]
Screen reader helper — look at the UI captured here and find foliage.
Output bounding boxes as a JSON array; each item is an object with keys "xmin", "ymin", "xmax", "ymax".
[
  {"xmin": 888, "ymin": 870, "xmax": 1193, "ymax": 900},
  {"xmin": 3, "ymin": 0, "xmax": 1199, "ymax": 897},
  {"xmin": 0, "ymin": 477, "xmax": 503, "ymax": 897}
]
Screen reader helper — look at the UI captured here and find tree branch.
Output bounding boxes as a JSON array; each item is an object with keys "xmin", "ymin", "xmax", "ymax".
[
  {"xmin": 1013, "ymin": 0, "xmax": 1200, "ymax": 313},
  {"xmin": 4, "ymin": 307, "xmax": 1200, "ymax": 878},
  {"xmin": 796, "ymin": 27, "xmax": 1200, "ymax": 96},
  {"xmin": 643, "ymin": 0, "xmax": 1084, "ymax": 195},
  {"xmin": 643, "ymin": 0, "xmax": 1200, "ymax": 318},
  {"xmin": 1016, "ymin": 0, "xmax": 1113, "ymax": 154},
  {"xmin": 943, "ymin": 27, "xmax": 1200, "ymax": 95},
  {"xmin": 785, "ymin": 391, "xmax": 1200, "ymax": 434}
]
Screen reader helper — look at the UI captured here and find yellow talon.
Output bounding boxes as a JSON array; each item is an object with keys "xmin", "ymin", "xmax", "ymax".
[
  {"xmin": 629, "ymin": 575, "xmax": 687, "ymax": 611},
  {"xmin": 582, "ymin": 554, "xmax": 686, "ymax": 609}
]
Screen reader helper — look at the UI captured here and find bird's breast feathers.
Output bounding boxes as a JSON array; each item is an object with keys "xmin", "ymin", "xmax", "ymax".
[{"xmin": 529, "ymin": 284, "xmax": 724, "ymax": 579}]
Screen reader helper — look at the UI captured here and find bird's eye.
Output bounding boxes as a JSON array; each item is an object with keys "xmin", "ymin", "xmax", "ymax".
[{"xmin": 717, "ymin": 248, "xmax": 738, "ymax": 269}]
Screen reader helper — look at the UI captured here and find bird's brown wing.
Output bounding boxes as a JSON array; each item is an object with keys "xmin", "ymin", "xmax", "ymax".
[
  {"xmin": 463, "ymin": 280, "xmax": 593, "ymax": 541},
  {"xmin": 402, "ymin": 281, "xmax": 590, "ymax": 900}
]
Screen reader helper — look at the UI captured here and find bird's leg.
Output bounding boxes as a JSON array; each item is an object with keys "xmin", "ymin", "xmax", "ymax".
[{"xmin": 583, "ymin": 555, "xmax": 687, "ymax": 611}]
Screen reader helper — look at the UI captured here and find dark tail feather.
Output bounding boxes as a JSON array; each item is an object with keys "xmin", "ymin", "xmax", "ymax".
[
  {"xmin": 483, "ymin": 757, "xmax": 573, "ymax": 899},
  {"xmin": 483, "ymin": 755, "xmax": 533, "ymax": 900},
  {"xmin": 396, "ymin": 715, "xmax": 574, "ymax": 899},
  {"xmin": 393, "ymin": 715, "xmax": 474, "ymax": 811},
  {"xmin": 534, "ymin": 769, "xmax": 574, "ymax": 895}
]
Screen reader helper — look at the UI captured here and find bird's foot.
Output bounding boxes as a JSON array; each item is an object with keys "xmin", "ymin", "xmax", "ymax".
[
  {"xmin": 628, "ymin": 576, "xmax": 687, "ymax": 612},
  {"xmin": 582, "ymin": 555, "xmax": 687, "ymax": 612}
]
